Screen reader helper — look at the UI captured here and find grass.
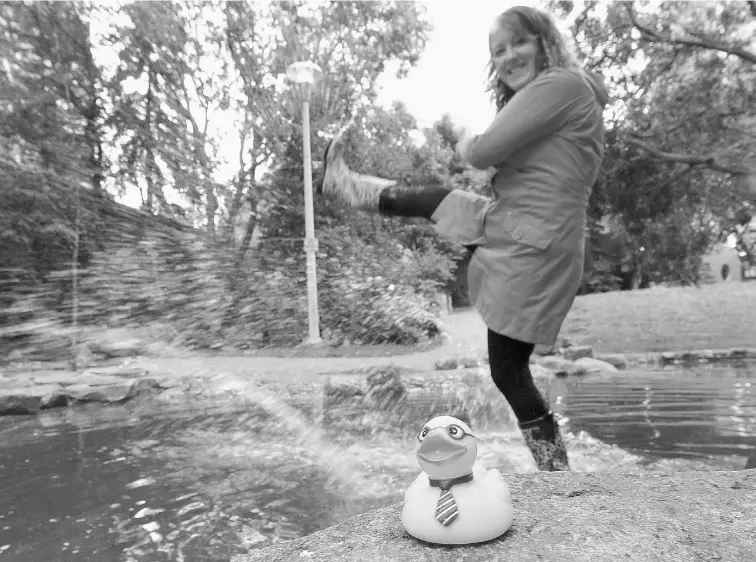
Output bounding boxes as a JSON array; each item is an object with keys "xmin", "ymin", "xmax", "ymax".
[
  {"xmin": 14, "ymin": 282, "xmax": 751, "ymax": 369},
  {"xmin": 559, "ymin": 281, "xmax": 756, "ymax": 353},
  {"xmin": 230, "ymin": 282, "xmax": 756, "ymax": 358}
]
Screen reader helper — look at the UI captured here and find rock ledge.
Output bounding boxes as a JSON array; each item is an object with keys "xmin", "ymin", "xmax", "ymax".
[{"xmin": 233, "ymin": 469, "xmax": 755, "ymax": 562}]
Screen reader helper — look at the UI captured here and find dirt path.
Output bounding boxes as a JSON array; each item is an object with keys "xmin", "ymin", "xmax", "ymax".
[{"xmin": 1, "ymin": 311, "xmax": 489, "ymax": 415}]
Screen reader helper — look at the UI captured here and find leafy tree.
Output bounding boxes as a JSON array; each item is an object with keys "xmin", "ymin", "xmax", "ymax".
[
  {"xmin": 0, "ymin": 0, "xmax": 485, "ymax": 354},
  {"xmin": 223, "ymin": 0, "xmax": 432, "ymax": 256},
  {"xmin": 0, "ymin": 1, "xmax": 106, "ymax": 280},
  {"xmin": 104, "ymin": 0, "xmax": 228, "ymax": 230},
  {"xmin": 550, "ymin": 0, "xmax": 756, "ymax": 287}
]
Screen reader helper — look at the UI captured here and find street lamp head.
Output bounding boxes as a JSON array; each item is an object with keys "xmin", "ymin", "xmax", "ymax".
[{"xmin": 286, "ymin": 61, "xmax": 322, "ymax": 85}]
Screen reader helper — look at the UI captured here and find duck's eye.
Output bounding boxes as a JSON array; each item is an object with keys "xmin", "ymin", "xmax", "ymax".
[
  {"xmin": 447, "ymin": 425, "xmax": 464, "ymax": 439},
  {"xmin": 419, "ymin": 427, "xmax": 429, "ymax": 441}
]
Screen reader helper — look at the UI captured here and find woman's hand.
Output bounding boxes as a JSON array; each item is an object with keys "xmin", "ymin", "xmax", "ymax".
[{"xmin": 455, "ymin": 126, "xmax": 476, "ymax": 162}]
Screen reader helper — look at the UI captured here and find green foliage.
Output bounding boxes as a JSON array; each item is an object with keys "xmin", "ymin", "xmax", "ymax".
[
  {"xmin": 315, "ymin": 236, "xmax": 447, "ymax": 345},
  {"xmin": 224, "ymin": 0, "xmax": 434, "ymax": 249},
  {"xmin": 549, "ymin": 0, "xmax": 756, "ymax": 290},
  {"xmin": 0, "ymin": 0, "xmax": 453, "ymax": 357},
  {"xmin": 256, "ymin": 128, "xmax": 462, "ymax": 345}
]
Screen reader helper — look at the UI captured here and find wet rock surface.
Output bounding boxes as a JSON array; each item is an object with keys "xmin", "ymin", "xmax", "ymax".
[{"xmin": 233, "ymin": 469, "xmax": 756, "ymax": 562}]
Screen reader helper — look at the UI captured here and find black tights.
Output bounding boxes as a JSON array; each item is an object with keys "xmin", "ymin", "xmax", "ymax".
[
  {"xmin": 487, "ymin": 329, "xmax": 550, "ymax": 423},
  {"xmin": 378, "ymin": 185, "xmax": 451, "ymax": 219}
]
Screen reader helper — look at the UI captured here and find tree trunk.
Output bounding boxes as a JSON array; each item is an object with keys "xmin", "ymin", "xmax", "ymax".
[
  {"xmin": 206, "ymin": 181, "xmax": 218, "ymax": 237},
  {"xmin": 224, "ymin": 117, "xmax": 256, "ymax": 244},
  {"xmin": 84, "ymin": 102, "xmax": 103, "ymax": 195},
  {"xmin": 226, "ymin": 162, "xmax": 256, "ymax": 244},
  {"xmin": 238, "ymin": 193, "xmax": 259, "ymax": 260},
  {"xmin": 143, "ymin": 65, "xmax": 169, "ymax": 215},
  {"xmin": 81, "ymin": 18, "xmax": 103, "ymax": 195},
  {"xmin": 144, "ymin": 65, "xmax": 155, "ymax": 212}
]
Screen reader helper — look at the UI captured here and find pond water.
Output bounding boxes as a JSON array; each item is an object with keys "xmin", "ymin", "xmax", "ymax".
[
  {"xmin": 0, "ymin": 361, "xmax": 754, "ymax": 561},
  {"xmin": 550, "ymin": 360, "xmax": 756, "ymax": 463}
]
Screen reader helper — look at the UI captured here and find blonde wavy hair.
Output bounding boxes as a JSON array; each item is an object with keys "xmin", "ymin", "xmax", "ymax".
[{"xmin": 487, "ymin": 6, "xmax": 584, "ymax": 111}]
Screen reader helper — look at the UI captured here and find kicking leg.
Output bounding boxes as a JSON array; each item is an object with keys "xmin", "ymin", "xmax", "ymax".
[{"xmin": 317, "ymin": 122, "xmax": 452, "ymax": 219}]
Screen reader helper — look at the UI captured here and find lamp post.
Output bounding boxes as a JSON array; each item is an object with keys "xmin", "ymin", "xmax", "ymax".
[{"xmin": 287, "ymin": 61, "xmax": 323, "ymax": 345}]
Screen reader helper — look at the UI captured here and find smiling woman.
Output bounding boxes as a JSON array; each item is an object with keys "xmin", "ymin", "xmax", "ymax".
[
  {"xmin": 488, "ymin": 16, "xmax": 545, "ymax": 94},
  {"xmin": 484, "ymin": 6, "xmax": 586, "ymax": 108},
  {"xmin": 318, "ymin": 5, "xmax": 609, "ymax": 474}
]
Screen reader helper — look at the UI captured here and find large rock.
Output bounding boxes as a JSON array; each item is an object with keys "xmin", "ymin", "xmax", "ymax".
[
  {"xmin": 364, "ymin": 365, "xmax": 407, "ymax": 409},
  {"xmin": 61, "ymin": 378, "xmax": 162, "ymax": 405},
  {"xmin": 594, "ymin": 353, "xmax": 629, "ymax": 370},
  {"xmin": 574, "ymin": 357, "xmax": 619, "ymax": 374},
  {"xmin": 537, "ymin": 356, "xmax": 573, "ymax": 371},
  {"xmin": 322, "ymin": 366, "xmax": 409, "ymax": 420},
  {"xmin": 529, "ymin": 363, "xmax": 555, "ymax": 379},
  {"xmin": 563, "ymin": 345, "xmax": 594, "ymax": 361},
  {"xmin": 434, "ymin": 357, "xmax": 459, "ymax": 370},
  {"xmin": 434, "ymin": 356, "xmax": 484, "ymax": 370},
  {"xmin": 0, "ymin": 384, "xmax": 61, "ymax": 415},
  {"xmin": 64, "ymin": 381, "xmax": 141, "ymax": 403},
  {"xmin": 533, "ymin": 343, "xmax": 555, "ymax": 356},
  {"xmin": 232, "ymin": 470, "xmax": 756, "ymax": 562},
  {"xmin": 746, "ymin": 451, "xmax": 756, "ymax": 470},
  {"xmin": 85, "ymin": 328, "xmax": 148, "ymax": 358},
  {"xmin": 536, "ymin": 356, "xmax": 587, "ymax": 377},
  {"xmin": 0, "ymin": 378, "xmax": 164, "ymax": 415},
  {"xmin": 323, "ymin": 375, "xmax": 366, "ymax": 403}
]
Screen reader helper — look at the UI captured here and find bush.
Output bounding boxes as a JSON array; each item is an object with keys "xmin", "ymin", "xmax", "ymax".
[
  {"xmin": 1, "ymin": 218, "xmax": 453, "ymax": 359},
  {"xmin": 1, "ymin": 146, "xmax": 460, "ymax": 359}
]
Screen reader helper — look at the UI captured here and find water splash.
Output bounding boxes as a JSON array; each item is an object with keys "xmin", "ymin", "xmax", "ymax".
[{"xmin": 207, "ymin": 373, "xmax": 367, "ymax": 492}]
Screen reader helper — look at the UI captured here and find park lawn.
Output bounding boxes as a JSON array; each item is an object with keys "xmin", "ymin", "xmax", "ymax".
[{"xmin": 559, "ymin": 281, "xmax": 756, "ymax": 353}]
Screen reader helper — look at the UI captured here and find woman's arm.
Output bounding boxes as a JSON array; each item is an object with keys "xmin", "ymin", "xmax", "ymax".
[{"xmin": 459, "ymin": 69, "xmax": 589, "ymax": 170}]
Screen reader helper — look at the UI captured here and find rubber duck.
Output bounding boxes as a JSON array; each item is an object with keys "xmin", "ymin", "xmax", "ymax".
[{"xmin": 401, "ymin": 415, "xmax": 513, "ymax": 545}]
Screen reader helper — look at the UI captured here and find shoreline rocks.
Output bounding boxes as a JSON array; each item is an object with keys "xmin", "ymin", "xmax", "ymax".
[
  {"xmin": 433, "ymin": 345, "xmax": 756, "ymax": 375},
  {"xmin": 3, "ymin": 343, "xmax": 756, "ymax": 417},
  {"xmin": 0, "ymin": 366, "xmax": 171, "ymax": 416},
  {"xmin": 659, "ymin": 348, "xmax": 756, "ymax": 364}
]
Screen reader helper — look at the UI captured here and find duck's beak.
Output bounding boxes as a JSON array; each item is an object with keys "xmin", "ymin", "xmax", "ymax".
[{"xmin": 417, "ymin": 430, "xmax": 468, "ymax": 464}]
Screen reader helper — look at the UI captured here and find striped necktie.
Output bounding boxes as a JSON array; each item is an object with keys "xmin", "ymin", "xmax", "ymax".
[
  {"xmin": 435, "ymin": 488, "xmax": 459, "ymax": 526},
  {"xmin": 429, "ymin": 473, "xmax": 473, "ymax": 527}
]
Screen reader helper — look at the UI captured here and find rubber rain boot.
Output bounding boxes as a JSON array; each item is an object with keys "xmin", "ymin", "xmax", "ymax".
[
  {"xmin": 518, "ymin": 411, "xmax": 570, "ymax": 471},
  {"xmin": 316, "ymin": 120, "xmax": 397, "ymax": 210}
]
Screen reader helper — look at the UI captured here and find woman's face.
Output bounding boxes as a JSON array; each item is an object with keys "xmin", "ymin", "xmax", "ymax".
[{"xmin": 489, "ymin": 20, "xmax": 543, "ymax": 93}]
